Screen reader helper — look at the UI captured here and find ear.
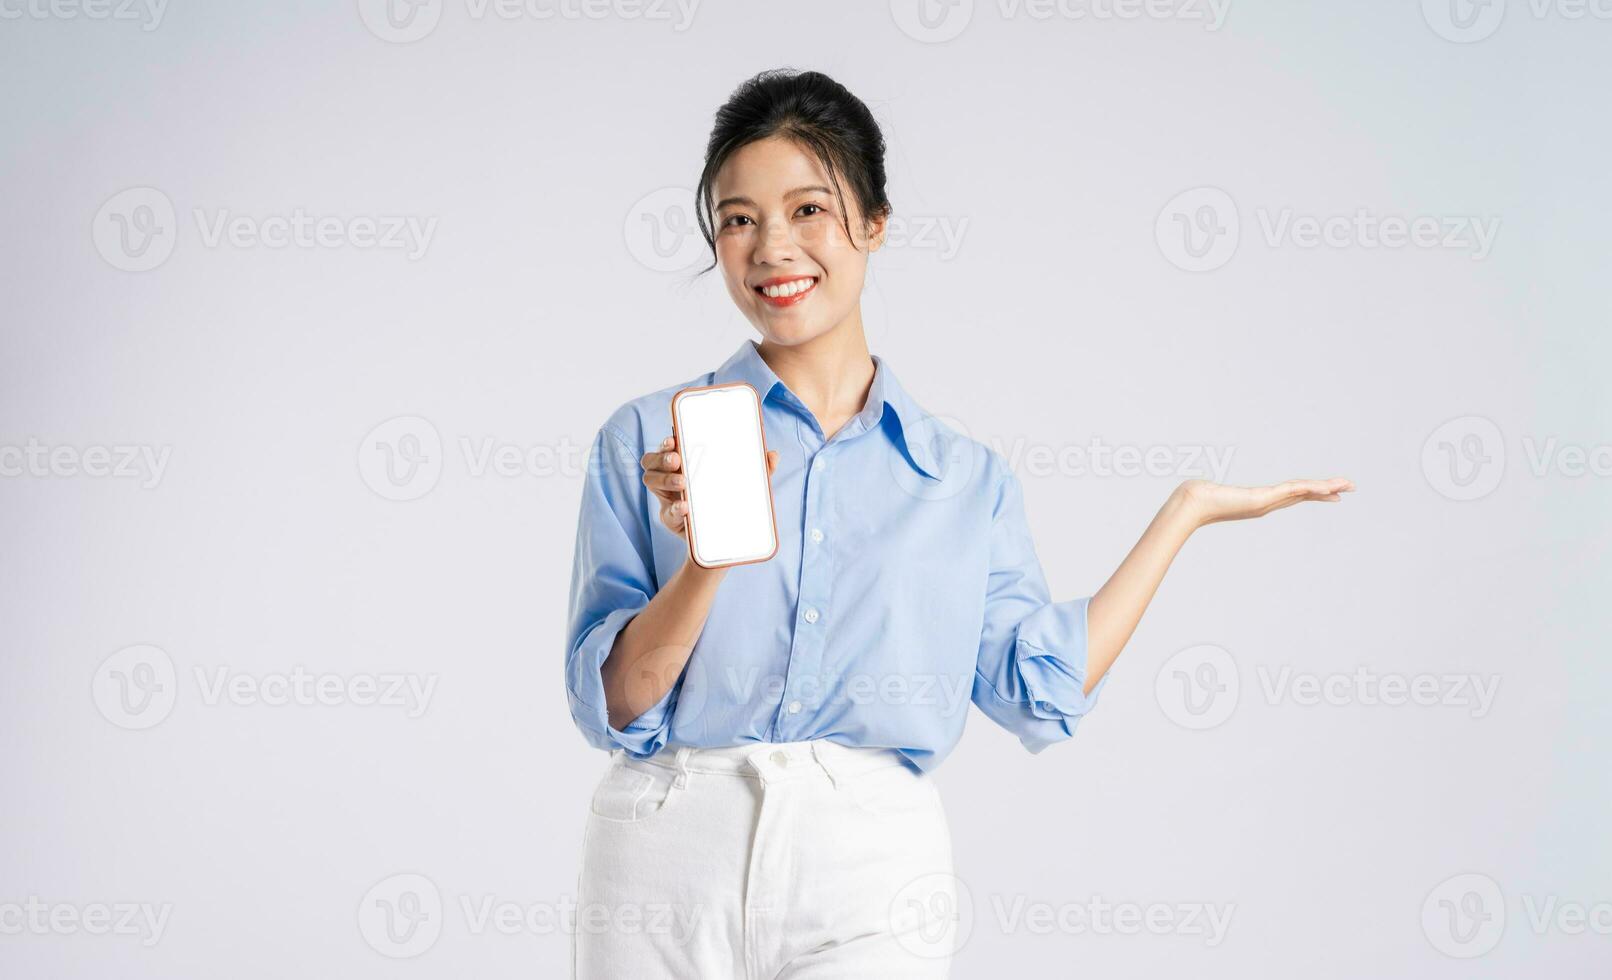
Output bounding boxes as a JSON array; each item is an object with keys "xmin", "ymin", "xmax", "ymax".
[{"xmin": 864, "ymin": 207, "xmax": 890, "ymax": 252}]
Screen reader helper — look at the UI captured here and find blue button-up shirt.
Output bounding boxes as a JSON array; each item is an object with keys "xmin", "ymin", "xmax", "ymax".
[{"xmin": 564, "ymin": 339, "xmax": 1108, "ymax": 772}]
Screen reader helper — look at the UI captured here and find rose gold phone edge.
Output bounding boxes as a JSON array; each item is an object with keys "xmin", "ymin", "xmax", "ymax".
[{"xmin": 668, "ymin": 381, "xmax": 781, "ymax": 570}]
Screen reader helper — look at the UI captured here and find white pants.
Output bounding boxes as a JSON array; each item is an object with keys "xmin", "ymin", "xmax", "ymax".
[{"xmin": 573, "ymin": 739, "xmax": 957, "ymax": 979}]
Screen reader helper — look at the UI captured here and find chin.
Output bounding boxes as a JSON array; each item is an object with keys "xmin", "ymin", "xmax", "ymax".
[{"xmin": 755, "ymin": 319, "xmax": 828, "ymax": 347}]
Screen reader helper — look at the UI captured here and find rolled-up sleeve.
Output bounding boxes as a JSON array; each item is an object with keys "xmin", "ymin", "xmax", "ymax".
[
  {"xmin": 972, "ymin": 465, "xmax": 1109, "ymax": 753},
  {"xmin": 564, "ymin": 421, "xmax": 678, "ymax": 756}
]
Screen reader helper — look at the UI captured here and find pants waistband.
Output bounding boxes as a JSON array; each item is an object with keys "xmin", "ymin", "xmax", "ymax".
[{"xmin": 619, "ymin": 739, "xmax": 909, "ymax": 783}]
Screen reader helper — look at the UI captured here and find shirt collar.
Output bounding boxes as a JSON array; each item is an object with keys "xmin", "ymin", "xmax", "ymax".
[{"xmin": 712, "ymin": 339, "xmax": 947, "ymax": 481}]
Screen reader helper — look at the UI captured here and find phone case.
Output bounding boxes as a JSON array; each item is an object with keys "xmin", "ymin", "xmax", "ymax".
[{"xmin": 668, "ymin": 381, "xmax": 780, "ymax": 569}]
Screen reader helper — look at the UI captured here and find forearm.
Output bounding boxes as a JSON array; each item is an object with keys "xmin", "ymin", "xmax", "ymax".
[
  {"xmin": 1083, "ymin": 487, "xmax": 1199, "ymax": 695},
  {"xmin": 600, "ymin": 561, "xmax": 727, "ymax": 731}
]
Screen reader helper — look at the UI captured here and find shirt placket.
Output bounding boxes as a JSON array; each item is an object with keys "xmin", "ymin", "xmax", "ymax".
[{"xmin": 771, "ymin": 411, "xmax": 869, "ymax": 739}]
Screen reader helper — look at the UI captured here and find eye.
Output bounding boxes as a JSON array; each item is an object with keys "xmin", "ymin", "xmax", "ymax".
[
  {"xmin": 796, "ymin": 203, "xmax": 826, "ymax": 218},
  {"xmin": 720, "ymin": 213, "xmax": 754, "ymax": 229}
]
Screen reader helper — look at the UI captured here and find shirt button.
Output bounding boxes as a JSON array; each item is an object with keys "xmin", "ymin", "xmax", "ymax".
[
  {"xmin": 770, "ymin": 751, "xmax": 789, "ymax": 767},
  {"xmin": 809, "ymin": 528, "xmax": 824, "ymax": 543},
  {"xmin": 803, "ymin": 607, "xmax": 819, "ymax": 624},
  {"xmin": 787, "ymin": 700, "xmax": 802, "ymax": 714}
]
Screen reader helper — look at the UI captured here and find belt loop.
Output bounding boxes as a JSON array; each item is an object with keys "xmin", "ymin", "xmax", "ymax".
[
  {"xmin": 672, "ymin": 746, "xmax": 693, "ymax": 789},
  {"xmin": 810, "ymin": 740, "xmax": 841, "ymax": 789}
]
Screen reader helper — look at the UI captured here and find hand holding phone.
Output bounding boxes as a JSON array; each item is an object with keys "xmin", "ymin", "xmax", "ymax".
[{"xmin": 642, "ymin": 383, "xmax": 779, "ymax": 568}]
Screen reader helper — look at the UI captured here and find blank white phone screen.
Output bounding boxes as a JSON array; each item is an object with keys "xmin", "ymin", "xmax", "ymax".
[{"xmin": 676, "ymin": 385, "xmax": 776, "ymax": 567}]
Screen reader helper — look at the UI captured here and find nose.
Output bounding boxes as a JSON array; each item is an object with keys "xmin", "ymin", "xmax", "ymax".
[{"xmin": 751, "ymin": 215, "xmax": 800, "ymax": 267}]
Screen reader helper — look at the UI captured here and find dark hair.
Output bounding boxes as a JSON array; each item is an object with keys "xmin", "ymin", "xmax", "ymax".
[{"xmin": 695, "ymin": 69, "xmax": 891, "ymax": 275}]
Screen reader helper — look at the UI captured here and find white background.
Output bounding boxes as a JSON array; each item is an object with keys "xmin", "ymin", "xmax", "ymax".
[{"xmin": 2, "ymin": 0, "xmax": 1608, "ymax": 976}]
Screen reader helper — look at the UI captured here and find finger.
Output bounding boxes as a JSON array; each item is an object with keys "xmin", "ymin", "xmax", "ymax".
[
  {"xmin": 640, "ymin": 437, "xmax": 682, "ymax": 473},
  {"xmin": 1284, "ymin": 477, "xmax": 1355, "ymax": 495},
  {"xmin": 765, "ymin": 450, "xmax": 778, "ymax": 476},
  {"xmin": 659, "ymin": 499, "xmax": 688, "ymax": 534},
  {"xmin": 639, "ymin": 451, "xmax": 680, "ymax": 473},
  {"xmin": 642, "ymin": 467, "xmax": 685, "ymax": 492}
]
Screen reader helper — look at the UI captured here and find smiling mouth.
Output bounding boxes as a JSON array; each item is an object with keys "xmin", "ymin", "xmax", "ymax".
[{"xmin": 753, "ymin": 276, "xmax": 818, "ymax": 307}]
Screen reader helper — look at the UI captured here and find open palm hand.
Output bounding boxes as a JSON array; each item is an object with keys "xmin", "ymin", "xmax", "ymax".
[{"xmin": 1176, "ymin": 477, "xmax": 1355, "ymax": 527}]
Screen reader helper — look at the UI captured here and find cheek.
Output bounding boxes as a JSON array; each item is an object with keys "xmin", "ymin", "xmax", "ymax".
[
  {"xmin": 716, "ymin": 240, "xmax": 751, "ymax": 297},
  {"xmin": 814, "ymin": 237, "xmax": 868, "ymax": 295},
  {"xmin": 821, "ymin": 218, "xmax": 872, "ymax": 265}
]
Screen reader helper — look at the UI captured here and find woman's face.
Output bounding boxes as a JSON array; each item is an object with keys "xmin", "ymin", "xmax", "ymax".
[{"xmin": 710, "ymin": 136, "xmax": 886, "ymax": 347}]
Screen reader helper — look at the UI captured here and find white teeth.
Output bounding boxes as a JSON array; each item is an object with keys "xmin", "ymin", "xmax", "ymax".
[{"xmin": 761, "ymin": 278, "xmax": 815, "ymax": 298}]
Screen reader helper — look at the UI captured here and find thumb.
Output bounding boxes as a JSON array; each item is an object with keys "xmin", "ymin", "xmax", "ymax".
[{"xmin": 766, "ymin": 450, "xmax": 778, "ymax": 475}]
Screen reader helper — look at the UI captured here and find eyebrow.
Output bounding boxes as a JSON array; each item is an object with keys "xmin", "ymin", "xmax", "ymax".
[{"xmin": 714, "ymin": 185, "xmax": 835, "ymax": 212}]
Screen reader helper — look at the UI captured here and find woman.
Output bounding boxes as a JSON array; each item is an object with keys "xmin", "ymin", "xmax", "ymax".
[{"xmin": 565, "ymin": 68, "xmax": 1353, "ymax": 978}]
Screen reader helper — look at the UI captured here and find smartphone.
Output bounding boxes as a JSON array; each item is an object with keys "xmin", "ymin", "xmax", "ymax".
[{"xmin": 668, "ymin": 382, "xmax": 779, "ymax": 569}]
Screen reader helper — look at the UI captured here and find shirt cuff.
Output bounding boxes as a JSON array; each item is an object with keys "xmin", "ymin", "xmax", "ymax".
[
  {"xmin": 1013, "ymin": 596, "xmax": 1109, "ymax": 752},
  {"xmin": 567, "ymin": 604, "xmax": 677, "ymax": 757}
]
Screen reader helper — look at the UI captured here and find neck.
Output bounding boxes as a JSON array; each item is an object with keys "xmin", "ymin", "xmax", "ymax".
[{"xmin": 755, "ymin": 316, "xmax": 875, "ymax": 438}]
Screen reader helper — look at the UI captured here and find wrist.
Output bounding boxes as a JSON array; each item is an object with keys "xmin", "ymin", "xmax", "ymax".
[
  {"xmin": 676, "ymin": 557, "xmax": 728, "ymax": 590},
  {"xmin": 1161, "ymin": 484, "xmax": 1204, "ymax": 537}
]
